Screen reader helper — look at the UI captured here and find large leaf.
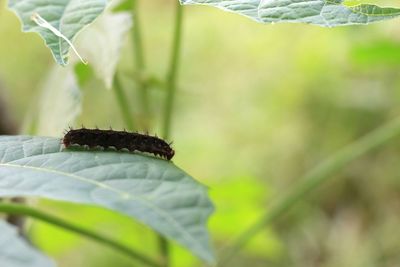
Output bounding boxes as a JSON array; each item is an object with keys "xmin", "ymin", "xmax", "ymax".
[
  {"xmin": 0, "ymin": 220, "xmax": 55, "ymax": 267},
  {"xmin": 0, "ymin": 136, "xmax": 215, "ymax": 264},
  {"xmin": 180, "ymin": 0, "xmax": 400, "ymax": 26},
  {"xmin": 8, "ymin": 0, "xmax": 107, "ymax": 65}
]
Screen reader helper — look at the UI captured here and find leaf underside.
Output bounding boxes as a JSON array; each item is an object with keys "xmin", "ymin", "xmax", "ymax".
[
  {"xmin": 8, "ymin": 0, "xmax": 400, "ymax": 67},
  {"xmin": 8, "ymin": 0, "xmax": 107, "ymax": 65},
  {"xmin": 0, "ymin": 221, "xmax": 55, "ymax": 267},
  {"xmin": 0, "ymin": 136, "xmax": 215, "ymax": 264},
  {"xmin": 180, "ymin": 0, "xmax": 400, "ymax": 26}
]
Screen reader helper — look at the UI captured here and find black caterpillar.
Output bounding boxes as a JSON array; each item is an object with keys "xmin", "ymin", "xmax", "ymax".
[{"xmin": 63, "ymin": 128, "xmax": 175, "ymax": 160}]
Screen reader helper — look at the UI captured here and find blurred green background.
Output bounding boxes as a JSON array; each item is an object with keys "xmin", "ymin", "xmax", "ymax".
[{"xmin": 1, "ymin": 0, "xmax": 400, "ymax": 266}]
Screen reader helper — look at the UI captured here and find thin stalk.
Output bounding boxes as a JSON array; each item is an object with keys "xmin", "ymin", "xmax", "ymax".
[
  {"xmin": 219, "ymin": 116, "xmax": 400, "ymax": 266},
  {"xmin": 113, "ymin": 74, "xmax": 136, "ymax": 131},
  {"xmin": 0, "ymin": 203, "xmax": 161, "ymax": 267},
  {"xmin": 132, "ymin": 0, "xmax": 151, "ymax": 130},
  {"xmin": 157, "ymin": 3, "xmax": 184, "ymax": 266},
  {"xmin": 158, "ymin": 235, "xmax": 170, "ymax": 267},
  {"xmin": 162, "ymin": 2, "xmax": 184, "ymax": 140},
  {"xmin": 6, "ymin": 197, "xmax": 26, "ymax": 235}
]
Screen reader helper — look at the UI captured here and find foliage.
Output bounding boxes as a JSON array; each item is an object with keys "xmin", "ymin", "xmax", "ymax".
[
  {"xmin": 0, "ymin": 136, "xmax": 214, "ymax": 264},
  {"xmin": 8, "ymin": 0, "xmax": 107, "ymax": 65},
  {"xmin": 1, "ymin": 0, "xmax": 400, "ymax": 267},
  {"xmin": 180, "ymin": 0, "xmax": 400, "ymax": 26}
]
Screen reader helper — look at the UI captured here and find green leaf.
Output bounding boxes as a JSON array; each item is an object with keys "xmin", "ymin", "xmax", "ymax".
[
  {"xmin": 74, "ymin": 63, "xmax": 95, "ymax": 87},
  {"xmin": 0, "ymin": 136, "xmax": 215, "ymax": 264},
  {"xmin": 0, "ymin": 220, "xmax": 55, "ymax": 267},
  {"xmin": 8, "ymin": 0, "xmax": 107, "ymax": 65},
  {"xmin": 351, "ymin": 40, "xmax": 400, "ymax": 66},
  {"xmin": 112, "ymin": 0, "xmax": 134, "ymax": 13},
  {"xmin": 180, "ymin": 0, "xmax": 400, "ymax": 26}
]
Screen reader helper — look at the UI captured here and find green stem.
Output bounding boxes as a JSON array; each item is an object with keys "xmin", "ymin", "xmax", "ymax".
[
  {"xmin": 0, "ymin": 203, "xmax": 161, "ymax": 267},
  {"xmin": 132, "ymin": 0, "xmax": 151, "ymax": 130},
  {"xmin": 157, "ymin": 3, "xmax": 184, "ymax": 266},
  {"xmin": 162, "ymin": 2, "xmax": 184, "ymax": 140},
  {"xmin": 157, "ymin": 235, "xmax": 170, "ymax": 267},
  {"xmin": 113, "ymin": 74, "xmax": 135, "ymax": 131},
  {"xmin": 219, "ymin": 116, "xmax": 400, "ymax": 266}
]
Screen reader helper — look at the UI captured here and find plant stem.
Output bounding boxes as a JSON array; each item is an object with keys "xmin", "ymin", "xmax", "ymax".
[
  {"xmin": 132, "ymin": 0, "xmax": 151, "ymax": 130},
  {"xmin": 157, "ymin": 2, "xmax": 184, "ymax": 266},
  {"xmin": 113, "ymin": 74, "xmax": 135, "ymax": 131},
  {"xmin": 158, "ymin": 235, "xmax": 170, "ymax": 267},
  {"xmin": 6, "ymin": 197, "xmax": 26, "ymax": 235},
  {"xmin": 0, "ymin": 203, "xmax": 162, "ymax": 267},
  {"xmin": 162, "ymin": 2, "xmax": 184, "ymax": 140},
  {"xmin": 219, "ymin": 116, "xmax": 400, "ymax": 266}
]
